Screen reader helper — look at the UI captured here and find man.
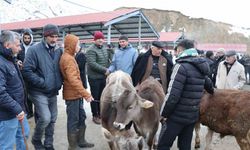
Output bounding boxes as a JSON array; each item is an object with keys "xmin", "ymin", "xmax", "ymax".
[
  {"xmin": 17, "ymin": 28, "xmax": 34, "ymax": 62},
  {"xmin": 216, "ymin": 50, "xmax": 246, "ymax": 89},
  {"xmin": 75, "ymin": 44, "xmax": 88, "ymax": 89},
  {"xmin": 60, "ymin": 34, "xmax": 94, "ymax": 149},
  {"xmin": 86, "ymin": 31, "xmax": 112, "ymax": 124},
  {"xmin": 131, "ymin": 41, "xmax": 173, "ymax": 93},
  {"xmin": 0, "ymin": 31, "xmax": 30, "ymax": 149},
  {"xmin": 22, "ymin": 24, "xmax": 63, "ymax": 150},
  {"xmin": 212, "ymin": 48, "xmax": 225, "ymax": 85},
  {"xmin": 108, "ymin": 35, "xmax": 138, "ymax": 74},
  {"xmin": 18, "ymin": 28, "xmax": 35, "ymax": 119},
  {"xmin": 158, "ymin": 39, "xmax": 214, "ymax": 150}
]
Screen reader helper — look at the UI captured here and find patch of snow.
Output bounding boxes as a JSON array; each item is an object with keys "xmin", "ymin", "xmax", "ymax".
[{"xmin": 228, "ymin": 26, "xmax": 250, "ymax": 38}]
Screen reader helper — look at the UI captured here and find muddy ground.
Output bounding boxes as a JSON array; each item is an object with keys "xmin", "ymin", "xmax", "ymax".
[{"xmin": 25, "ymin": 85, "xmax": 250, "ymax": 150}]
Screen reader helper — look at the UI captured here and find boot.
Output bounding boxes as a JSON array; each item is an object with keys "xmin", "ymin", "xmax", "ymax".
[
  {"xmin": 78, "ymin": 126, "xmax": 94, "ymax": 148},
  {"xmin": 67, "ymin": 132, "xmax": 78, "ymax": 150}
]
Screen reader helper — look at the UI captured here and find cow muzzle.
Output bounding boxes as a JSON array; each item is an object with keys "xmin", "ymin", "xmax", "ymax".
[{"xmin": 113, "ymin": 122, "xmax": 126, "ymax": 130}]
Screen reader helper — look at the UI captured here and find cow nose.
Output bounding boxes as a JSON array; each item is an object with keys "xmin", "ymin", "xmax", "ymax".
[{"xmin": 113, "ymin": 122, "xmax": 126, "ymax": 130}]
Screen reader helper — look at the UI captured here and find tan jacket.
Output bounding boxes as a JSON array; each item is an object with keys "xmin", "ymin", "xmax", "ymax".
[{"xmin": 60, "ymin": 34, "xmax": 91, "ymax": 100}]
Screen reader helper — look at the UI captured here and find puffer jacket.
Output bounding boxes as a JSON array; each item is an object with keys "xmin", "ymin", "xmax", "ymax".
[
  {"xmin": 60, "ymin": 34, "xmax": 91, "ymax": 100},
  {"xmin": 0, "ymin": 43, "xmax": 26, "ymax": 120},
  {"xmin": 86, "ymin": 44, "xmax": 111, "ymax": 79},
  {"xmin": 161, "ymin": 48, "xmax": 214, "ymax": 124}
]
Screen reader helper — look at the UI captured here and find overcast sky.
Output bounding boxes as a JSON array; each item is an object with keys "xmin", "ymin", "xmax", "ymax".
[
  {"xmin": 64, "ymin": 0, "xmax": 249, "ymax": 28},
  {"xmin": 1, "ymin": 0, "xmax": 249, "ymax": 28}
]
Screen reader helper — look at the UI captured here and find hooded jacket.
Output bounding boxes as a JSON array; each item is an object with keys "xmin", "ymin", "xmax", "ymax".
[
  {"xmin": 60, "ymin": 34, "xmax": 91, "ymax": 100},
  {"xmin": 161, "ymin": 48, "xmax": 214, "ymax": 124},
  {"xmin": 0, "ymin": 43, "xmax": 26, "ymax": 120},
  {"xmin": 17, "ymin": 28, "xmax": 34, "ymax": 62}
]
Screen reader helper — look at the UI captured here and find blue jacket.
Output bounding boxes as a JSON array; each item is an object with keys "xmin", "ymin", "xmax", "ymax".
[
  {"xmin": 0, "ymin": 43, "xmax": 26, "ymax": 121},
  {"xmin": 22, "ymin": 40, "xmax": 63, "ymax": 97},
  {"xmin": 108, "ymin": 44, "xmax": 138, "ymax": 75}
]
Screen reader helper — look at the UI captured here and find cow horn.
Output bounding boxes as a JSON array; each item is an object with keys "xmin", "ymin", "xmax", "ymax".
[{"xmin": 138, "ymin": 98, "xmax": 154, "ymax": 108}]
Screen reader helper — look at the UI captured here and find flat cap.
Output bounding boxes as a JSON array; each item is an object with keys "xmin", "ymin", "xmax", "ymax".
[
  {"xmin": 225, "ymin": 50, "xmax": 236, "ymax": 57},
  {"xmin": 152, "ymin": 41, "xmax": 165, "ymax": 48}
]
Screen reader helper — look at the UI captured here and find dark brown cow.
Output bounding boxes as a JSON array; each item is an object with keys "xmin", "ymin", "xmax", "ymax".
[
  {"xmin": 195, "ymin": 89, "xmax": 250, "ymax": 150},
  {"xmin": 112, "ymin": 76, "xmax": 165, "ymax": 149}
]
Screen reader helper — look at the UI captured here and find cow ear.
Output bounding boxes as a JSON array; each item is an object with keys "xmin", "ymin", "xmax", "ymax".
[{"xmin": 138, "ymin": 98, "xmax": 154, "ymax": 108}]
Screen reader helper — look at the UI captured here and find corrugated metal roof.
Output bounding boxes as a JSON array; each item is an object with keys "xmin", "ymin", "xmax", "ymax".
[
  {"xmin": 1, "ymin": 9, "xmax": 138, "ymax": 30},
  {"xmin": 197, "ymin": 43, "xmax": 247, "ymax": 52},
  {"xmin": 0, "ymin": 9, "xmax": 159, "ymax": 44},
  {"xmin": 159, "ymin": 32, "xmax": 183, "ymax": 42}
]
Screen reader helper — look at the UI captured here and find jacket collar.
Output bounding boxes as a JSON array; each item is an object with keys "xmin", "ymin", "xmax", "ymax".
[{"xmin": 0, "ymin": 42, "xmax": 13, "ymax": 61}]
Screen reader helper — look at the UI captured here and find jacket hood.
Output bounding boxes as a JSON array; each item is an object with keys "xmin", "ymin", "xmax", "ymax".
[
  {"xmin": 118, "ymin": 43, "xmax": 133, "ymax": 50},
  {"xmin": 176, "ymin": 48, "xmax": 198, "ymax": 59},
  {"xmin": 177, "ymin": 56, "xmax": 210, "ymax": 76},
  {"xmin": 21, "ymin": 28, "xmax": 33, "ymax": 46},
  {"xmin": 64, "ymin": 34, "xmax": 79, "ymax": 56},
  {"xmin": 0, "ymin": 42, "xmax": 13, "ymax": 60}
]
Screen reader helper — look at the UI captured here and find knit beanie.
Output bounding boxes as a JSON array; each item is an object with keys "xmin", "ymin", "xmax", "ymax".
[
  {"xmin": 94, "ymin": 31, "xmax": 104, "ymax": 41},
  {"xmin": 43, "ymin": 24, "xmax": 59, "ymax": 37}
]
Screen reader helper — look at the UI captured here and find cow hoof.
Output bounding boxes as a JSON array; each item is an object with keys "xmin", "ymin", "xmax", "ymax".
[
  {"xmin": 195, "ymin": 144, "xmax": 200, "ymax": 149},
  {"xmin": 92, "ymin": 117, "xmax": 101, "ymax": 125}
]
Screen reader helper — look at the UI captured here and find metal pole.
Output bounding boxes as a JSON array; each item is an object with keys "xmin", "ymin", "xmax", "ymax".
[
  {"xmin": 107, "ymin": 25, "xmax": 111, "ymax": 44},
  {"xmin": 138, "ymin": 15, "xmax": 141, "ymax": 47}
]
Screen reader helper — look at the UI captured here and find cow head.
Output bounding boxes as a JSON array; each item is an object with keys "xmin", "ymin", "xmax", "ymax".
[
  {"xmin": 117, "ymin": 136, "xmax": 144, "ymax": 150},
  {"xmin": 113, "ymin": 90, "xmax": 154, "ymax": 130}
]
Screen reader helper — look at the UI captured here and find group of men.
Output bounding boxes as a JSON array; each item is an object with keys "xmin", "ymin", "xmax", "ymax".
[{"xmin": 0, "ymin": 22, "xmax": 246, "ymax": 150}]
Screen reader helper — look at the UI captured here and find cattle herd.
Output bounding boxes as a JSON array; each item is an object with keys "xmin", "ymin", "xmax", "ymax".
[{"xmin": 100, "ymin": 71, "xmax": 250, "ymax": 150}]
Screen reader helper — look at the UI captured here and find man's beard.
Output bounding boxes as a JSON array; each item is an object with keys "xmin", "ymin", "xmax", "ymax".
[
  {"xmin": 24, "ymin": 41, "xmax": 31, "ymax": 45},
  {"xmin": 48, "ymin": 42, "xmax": 56, "ymax": 47}
]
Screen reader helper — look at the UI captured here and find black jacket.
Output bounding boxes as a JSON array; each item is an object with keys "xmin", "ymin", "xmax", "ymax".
[
  {"xmin": 161, "ymin": 56, "xmax": 214, "ymax": 124},
  {"xmin": 131, "ymin": 50, "xmax": 173, "ymax": 90},
  {"xmin": 75, "ymin": 51, "xmax": 87, "ymax": 88},
  {"xmin": 0, "ymin": 43, "xmax": 26, "ymax": 120}
]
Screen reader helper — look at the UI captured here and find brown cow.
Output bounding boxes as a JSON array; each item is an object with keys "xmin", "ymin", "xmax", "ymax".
[
  {"xmin": 195, "ymin": 89, "xmax": 250, "ymax": 150},
  {"xmin": 101, "ymin": 71, "xmax": 137, "ymax": 150},
  {"xmin": 112, "ymin": 76, "xmax": 165, "ymax": 149}
]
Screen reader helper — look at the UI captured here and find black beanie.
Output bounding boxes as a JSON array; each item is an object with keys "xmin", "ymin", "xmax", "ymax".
[{"xmin": 43, "ymin": 24, "xmax": 59, "ymax": 37}]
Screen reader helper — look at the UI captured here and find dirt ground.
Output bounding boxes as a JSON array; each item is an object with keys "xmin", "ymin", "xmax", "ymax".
[{"xmin": 25, "ymin": 85, "xmax": 250, "ymax": 150}]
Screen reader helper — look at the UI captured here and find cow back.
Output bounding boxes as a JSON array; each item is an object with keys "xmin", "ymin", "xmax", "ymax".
[
  {"xmin": 200, "ymin": 89, "xmax": 250, "ymax": 136},
  {"xmin": 137, "ymin": 76, "xmax": 165, "ymax": 111}
]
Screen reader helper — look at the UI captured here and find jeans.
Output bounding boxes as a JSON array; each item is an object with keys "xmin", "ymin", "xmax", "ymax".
[
  {"xmin": 65, "ymin": 98, "xmax": 86, "ymax": 133},
  {"xmin": 16, "ymin": 116, "xmax": 30, "ymax": 150},
  {"xmin": 30, "ymin": 93, "xmax": 57, "ymax": 147},
  {"xmin": 88, "ymin": 78, "xmax": 106, "ymax": 117},
  {"xmin": 0, "ymin": 116, "xmax": 30, "ymax": 150}
]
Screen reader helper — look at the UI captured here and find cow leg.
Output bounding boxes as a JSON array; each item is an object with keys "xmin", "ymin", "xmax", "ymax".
[
  {"xmin": 204, "ymin": 128, "xmax": 214, "ymax": 150},
  {"xmin": 236, "ymin": 137, "xmax": 250, "ymax": 150},
  {"xmin": 102, "ymin": 128, "xmax": 118, "ymax": 150},
  {"xmin": 236, "ymin": 130, "xmax": 250, "ymax": 150},
  {"xmin": 153, "ymin": 123, "xmax": 162, "ymax": 149},
  {"xmin": 194, "ymin": 122, "xmax": 201, "ymax": 149}
]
